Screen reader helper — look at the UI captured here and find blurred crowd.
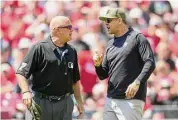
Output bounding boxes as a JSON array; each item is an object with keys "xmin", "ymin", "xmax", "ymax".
[{"xmin": 1, "ymin": 0, "xmax": 178, "ymax": 120}]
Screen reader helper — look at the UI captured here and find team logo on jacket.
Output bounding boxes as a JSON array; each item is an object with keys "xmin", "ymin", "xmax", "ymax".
[
  {"xmin": 123, "ymin": 42, "xmax": 128, "ymax": 47},
  {"xmin": 68, "ymin": 62, "xmax": 73, "ymax": 68}
]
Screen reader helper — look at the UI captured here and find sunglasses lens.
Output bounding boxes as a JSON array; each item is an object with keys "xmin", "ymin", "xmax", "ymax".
[
  {"xmin": 106, "ymin": 19, "xmax": 111, "ymax": 23},
  {"xmin": 68, "ymin": 26, "xmax": 72, "ymax": 29},
  {"xmin": 58, "ymin": 25, "xmax": 72, "ymax": 29}
]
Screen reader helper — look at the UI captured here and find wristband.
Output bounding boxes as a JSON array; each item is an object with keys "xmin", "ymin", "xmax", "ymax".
[
  {"xmin": 22, "ymin": 91, "xmax": 31, "ymax": 94},
  {"xmin": 94, "ymin": 63, "xmax": 101, "ymax": 67}
]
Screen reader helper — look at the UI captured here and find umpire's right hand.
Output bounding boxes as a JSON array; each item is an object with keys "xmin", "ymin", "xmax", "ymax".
[{"xmin": 22, "ymin": 91, "xmax": 32, "ymax": 108}]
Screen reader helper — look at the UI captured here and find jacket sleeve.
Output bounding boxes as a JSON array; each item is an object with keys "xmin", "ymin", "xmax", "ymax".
[
  {"xmin": 136, "ymin": 34, "xmax": 156, "ymax": 83},
  {"xmin": 95, "ymin": 50, "xmax": 109, "ymax": 80}
]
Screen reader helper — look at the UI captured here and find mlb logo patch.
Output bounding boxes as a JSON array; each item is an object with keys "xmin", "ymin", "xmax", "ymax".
[
  {"xmin": 123, "ymin": 42, "xmax": 128, "ymax": 47},
  {"xmin": 68, "ymin": 62, "xmax": 73, "ymax": 68}
]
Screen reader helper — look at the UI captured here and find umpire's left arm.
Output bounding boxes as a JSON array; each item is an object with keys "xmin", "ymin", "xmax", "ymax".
[{"xmin": 72, "ymin": 49, "xmax": 84, "ymax": 119}]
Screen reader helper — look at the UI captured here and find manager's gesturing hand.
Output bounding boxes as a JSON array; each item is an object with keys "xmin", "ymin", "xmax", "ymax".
[{"xmin": 93, "ymin": 50, "xmax": 103, "ymax": 67}]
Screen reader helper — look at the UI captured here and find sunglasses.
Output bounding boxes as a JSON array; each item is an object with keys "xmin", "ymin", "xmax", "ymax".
[
  {"xmin": 105, "ymin": 19, "xmax": 113, "ymax": 23},
  {"xmin": 58, "ymin": 25, "xmax": 72, "ymax": 30}
]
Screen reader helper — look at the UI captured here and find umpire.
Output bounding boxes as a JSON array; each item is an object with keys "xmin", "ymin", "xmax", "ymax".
[
  {"xmin": 16, "ymin": 16, "xmax": 84, "ymax": 120},
  {"xmin": 93, "ymin": 7, "xmax": 155, "ymax": 120}
]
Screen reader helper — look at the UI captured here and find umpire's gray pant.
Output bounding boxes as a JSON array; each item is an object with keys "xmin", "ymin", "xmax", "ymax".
[
  {"xmin": 103, "ymin": 97, "xmax": 145, "ymax": 120},
  {"xmin": 25, "ymin": 95, "xmax": 74, "ymax": 120}
]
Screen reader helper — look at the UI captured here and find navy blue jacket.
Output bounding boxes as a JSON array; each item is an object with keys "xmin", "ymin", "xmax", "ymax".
[{"xmin": 95, "ymin": 28, "xmax": 155, "ymax": 101}]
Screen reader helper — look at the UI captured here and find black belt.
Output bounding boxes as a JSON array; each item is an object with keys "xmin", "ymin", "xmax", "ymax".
[{"xmin": 34, "ymin": 92, "xmax": 71, "ymax": 102}]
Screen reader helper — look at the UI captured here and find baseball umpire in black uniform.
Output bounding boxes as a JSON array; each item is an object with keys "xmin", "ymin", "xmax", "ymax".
[
  {"xmin": 16, "ymin": 16, "xmax": 84, "ymax": 120},
  {"xmin": 93, "ymin": 7, "xmax": 155, "ymax": 120}
]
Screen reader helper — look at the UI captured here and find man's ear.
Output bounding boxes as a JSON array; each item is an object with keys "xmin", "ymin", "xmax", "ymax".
[
  {"xmin": 54, "ymin": 27, "xmax": 59, "ymax": 30},
  {"xmin": 118, "ymin": 18, "xmax": 122, "ymax": 24},
  {"xmin": 53, "ymin": 27, "xmax": 56, "ymax": 31}
]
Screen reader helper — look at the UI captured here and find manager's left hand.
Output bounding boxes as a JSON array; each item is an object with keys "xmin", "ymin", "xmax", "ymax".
[{"xmin": 125, "ymin": 81, "xmax": 140, "ymax": 99}]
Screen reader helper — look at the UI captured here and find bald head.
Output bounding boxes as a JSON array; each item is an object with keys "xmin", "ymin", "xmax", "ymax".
[{"xmin": 49, "ymin": 16, "xmax": 71, "ymax": 31}]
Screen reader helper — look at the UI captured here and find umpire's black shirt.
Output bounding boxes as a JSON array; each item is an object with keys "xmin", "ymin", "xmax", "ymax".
[
  {"xmin": 95, "ymin": 28, "xmax": 155, "ymax": 101},
  {"xmin": 16, "ymin": 36, "xmax": 80, "ymax": 96}
]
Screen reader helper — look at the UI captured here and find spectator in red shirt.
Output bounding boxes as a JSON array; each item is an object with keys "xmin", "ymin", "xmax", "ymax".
[
  {"xmin": 78, "ymin": 50, "xmax": 98, "ymax": 98},
  {"xmin": 142, "ymin": 16, "xmax": 161, "ymax": 54},
  {"xmin": 1, "ymin": 63, "xmax": 16, "ymax": 94}
]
